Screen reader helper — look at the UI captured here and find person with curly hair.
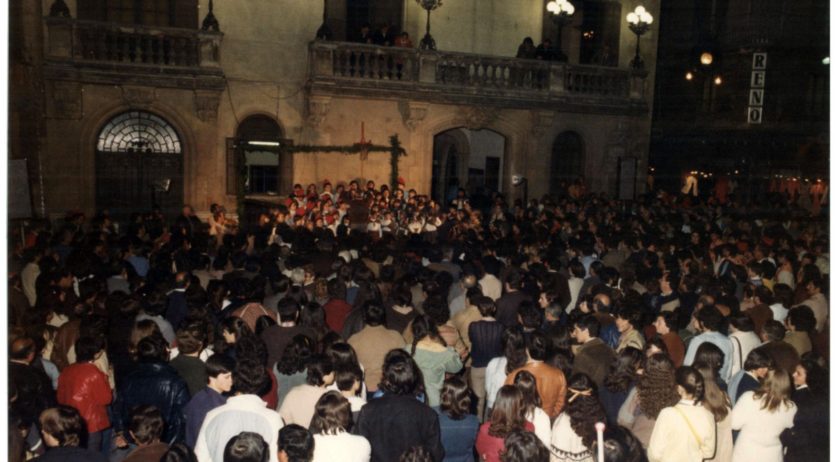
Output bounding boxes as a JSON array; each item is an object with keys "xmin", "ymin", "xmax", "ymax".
[
  {"xmin": 549, "ymin": 373, "xmax": 606, "ymax": 462},
  {"xmin": 476, "ymin": 385, "xmax": 534, "ymax": 462},
  {"xmin": 647, "ymin": 366, "xmax": 716, "ymax": 462},
  {"xmin": 617, "ymin": 352, "xmax": 680, "ymax": 448},
  {"xmin": 600, "ymin": 347, "xmax": 642, "ymax": 426}
]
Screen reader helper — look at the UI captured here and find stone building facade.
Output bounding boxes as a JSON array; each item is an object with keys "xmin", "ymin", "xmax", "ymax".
[{"xmin": 9, "ymin": 0, "xmax": 660, "ymax": 219}]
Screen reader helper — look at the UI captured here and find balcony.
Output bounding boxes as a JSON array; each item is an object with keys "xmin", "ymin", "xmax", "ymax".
[
  {"xmin": 309, "ymin": 41, "xmax": 649, "ymax": 114},
  {"xmin": 43, "ymin": 18, "xmax": 224, "ymax": 90}
]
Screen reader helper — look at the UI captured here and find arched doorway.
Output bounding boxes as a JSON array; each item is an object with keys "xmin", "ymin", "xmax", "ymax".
[
  {"xmin": 95, "ymin": 110, "xmax": 183, "ymax": 217},
  {"xmin": 432, "ymin": 128, "xmax": 505, "ymax": 206},
  {"xmin": 550, "ymin": 131, "xmax": 584, "ymax": 196},
  {"xmin": 232, "ymin": 115, "xmax": 284, "ymax": 197}
]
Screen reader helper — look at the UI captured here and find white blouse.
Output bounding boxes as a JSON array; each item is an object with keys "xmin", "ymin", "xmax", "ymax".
[{"xmin": 312, "ymin": 432, "xmax": 371, "ymax": 462}]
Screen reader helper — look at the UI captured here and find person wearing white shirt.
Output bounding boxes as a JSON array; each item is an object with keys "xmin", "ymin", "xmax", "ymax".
[
  {"xmin": 566, "ymin": 260, "xmax": 586, "ymax": 313},
  {"xmin": 728, "ymin": 316, "xmax": 762, "ymax": 377},
  {"xmin": 647, "ymin": 367, "xmax": 716, "ymax": 462},
  {"xmin": 731, "ymin": 370, "xmax": 797, "ymax": 462},
  {"xmin": 195, "ymin": 360, "xmax": 284, "ymax": 462},
  {"xmin": 310, "ymin": 391, "xmax": 371, "ymax": 462},
  {"xmin": 479, "ymin": 257, "xmax": 503, "ymax": 302}
]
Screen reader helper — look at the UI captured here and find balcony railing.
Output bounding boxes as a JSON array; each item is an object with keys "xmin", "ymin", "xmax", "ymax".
[
  {"xmin": 44, "ymin": 18, "xmax": 223, "ymax": 70},
  {"xmin": 309, "ymin": 42, "xmax": 647, "ymax": 109}
]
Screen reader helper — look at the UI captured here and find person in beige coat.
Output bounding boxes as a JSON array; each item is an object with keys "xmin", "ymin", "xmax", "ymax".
[
  {"xmin": 647, "ymin": 367, "xmax": 716, "ymax": 462},
  {"xmin": 347, "ymin": 302, "xmax": 405, "ymax": 392}
]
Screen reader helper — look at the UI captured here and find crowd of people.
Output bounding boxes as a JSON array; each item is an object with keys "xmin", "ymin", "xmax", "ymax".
[{"xmin": 7, "ymin": 177, "xmax": 830, "ymax": 462}]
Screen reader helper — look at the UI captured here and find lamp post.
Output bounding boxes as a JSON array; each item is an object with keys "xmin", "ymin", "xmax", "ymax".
[
  {"xmin": 416, "ymin": 0, "xmax": 442, "ymax": 50},
  {"xmin": 546, "ymin": 0, "xmax": 575, "ymax": 62},
  {"xmin": 626, "ymin": 6, "xmax": 653, "ymax": 70},
  {"xmin": 201, "ymin": 0, "xmax": 220, "ymax": 32},
  {"xmin": 316, "ymin": 0, "xmax": 333, "ymax": 40}
]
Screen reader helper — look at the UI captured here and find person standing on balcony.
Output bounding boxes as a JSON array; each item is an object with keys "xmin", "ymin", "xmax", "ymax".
[
  {"xmin": 373, "ymin": 23, "xmax": 395, "ymax": 46},
  {"xmin": 516, "ymin": 37, "xmax": 536, "ymax": 59}
]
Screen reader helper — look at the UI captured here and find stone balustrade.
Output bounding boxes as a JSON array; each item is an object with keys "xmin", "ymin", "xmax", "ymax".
[
  {"xmin": 44, "ymin": 18, "xmax": 223, "ymax": 69},
  {"xmin": 309, "ymin": 41, "xmax": 647, "ymax": 111}
]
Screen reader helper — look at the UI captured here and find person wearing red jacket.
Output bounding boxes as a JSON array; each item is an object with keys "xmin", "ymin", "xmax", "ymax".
[{"xmin": 57, "ymin": 336, "xmax": 113, "ymax": 451}]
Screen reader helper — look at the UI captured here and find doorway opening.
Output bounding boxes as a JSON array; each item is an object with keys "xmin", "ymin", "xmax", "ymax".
[{"xmin": 432, "ymin": 128, "xmax": 505, "ymax": 206}]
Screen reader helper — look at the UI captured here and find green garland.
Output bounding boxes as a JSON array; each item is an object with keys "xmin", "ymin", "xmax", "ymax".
[{"xmin": 282, "ymin": 134, "xmax": 407, "ymax": 190}]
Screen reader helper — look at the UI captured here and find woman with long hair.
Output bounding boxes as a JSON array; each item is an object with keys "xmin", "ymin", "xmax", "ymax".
[
  {"xmin": 782, "ymin": 355, "xmax": 829, "ymax": 462},
  {"xmin": 309, "ymin": 391, "xmax": 371, "ymax": 462},
  {"xmin": 731, "ymin": 369, "xmax": 797, "ymax": 462},
  {"xmin": 512, "ymin": 371, "xmax": 550, "ymax": 447},
  {"xmin": 647, "ymin": 366, "xmax": 716, "ymax": 462},
  {"xmin": 618, "ymin": 352, "xmax": 681, "ymax": 448},
  {"xmin": 600, "ymin": 347, "xmax": 642, "ymax": 426},
  {"xmin": 485, "ymin": 327, "xmax": 528, "ymax": 415},
  {"xmin": 550, "ymin": 373, "xmax": 606, "ymax": 462},
  {"xmin": 694, "ymin": 364, "xmax": 732, "ymax": 462},
  {"xmin": 692, "ymin": 342, "xmax": 728, "ymax": 390},
  {"xmin": 410, "ymin": 314, "xmax": 463, "ymax": 408},
  {"xmin": 324, "ymin": 342, "xmax": 367, "ymax": 400},
  {"xmin": 437, "ymin": 377, "xmax": 480, "ymax": 462},
  {"xmin": 476, "ymin": 385, "xmax": 533, "ymax": 462}
]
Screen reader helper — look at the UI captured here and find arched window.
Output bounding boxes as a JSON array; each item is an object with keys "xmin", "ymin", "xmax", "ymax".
[
  {"xmin": 229, "ymin": 115, "xmax": 284, "ymax": 195},
  {"xmin": 97, "ymin": 111, "xmax": 181, "ymax": 154}
]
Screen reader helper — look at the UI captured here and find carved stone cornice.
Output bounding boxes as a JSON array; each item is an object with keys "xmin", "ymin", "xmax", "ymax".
[
  {"xmin": 121, "ymin": 85, "xmax": 156, "ymax": 107},
  {"xmin": 456, "ymin": 106, "xmax": 498, "ymax": 130},
  {"xmin": 306, "ymin": 96, "xmax": 331, "ymax": 128},
  {"xmin": 47, "ymin": 80, "xmax": 82, "ymax": 119},
  {"xmin": 399, "ymin": 101, "xmax": 429, "ymax": 131},
  {"xmin": 194, "ymin": 90, "xmax": 220, "ymax": 122}
]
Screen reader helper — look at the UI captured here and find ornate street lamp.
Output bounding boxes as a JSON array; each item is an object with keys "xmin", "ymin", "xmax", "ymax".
[
  {"xmin": 316, "ymin": 0, "xmax": 333, "ymax": 40},
  {"xmin": 416, "ymin": 0, "xmax": 442, "ymax": 50},
  {"xmin": 546, "ymin": 0, "xmax": 575, "ymax": 62},
  {"xmin": 626, "ymin": 6, "xmax": 653, "ymax": 70}
]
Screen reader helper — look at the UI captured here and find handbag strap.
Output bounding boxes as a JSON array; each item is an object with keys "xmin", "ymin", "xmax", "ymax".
[{"xmin": 672, "ymin": 406, "xmax": 703, "ymax": 447}]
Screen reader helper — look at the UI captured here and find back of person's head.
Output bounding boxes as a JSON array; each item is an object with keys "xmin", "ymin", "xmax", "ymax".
[
  {"xmin": 489, "ymin": 385, "xmax": 526, "ymax": 438},
  {"xmin": 277, "ymin": 334, "xmax": 315, "ymax": 375},
  {"xmin": 176, "ymin": 325, "xmax": 204, "ymax": 355},
  {"xmin": 762, "ymin": 320, "xmax": 786, "ymax": 342},
  {"xmin": 309, "ymin": 391, "xmax": 352, "ymax": 435},
  {"xmin": 277, "ymin": 297, "xmax": 301, "ymax": 323},
  {"xmin": 327, "ymin": 278, "xmax": 347, "ymax": 301},
  {"xmin": 728, "ymin": 314, "xmax": 755, "ymax": 333},
  {"xmin": 398, "ymin": 446, "xmax": 434, "ymax": 462},
  {"xmin": 10, "ymin": 337, "xmax": 36, "ymax": 361},
  {"xmin": 39, "ymin": 406, "xmax": 84, "ymax": 447},
  {"xmin": 512, "ymin": 370, "xmax": 541, "ymax": 412},
  {"xmin": 440, "ymin": 376, "xmax": 472, "ymax": 420},
  {"xmin": 162, "ymin": 443, "xmax": 198, "ymax": 462},
  {"xmin": 474, "ymin": 296, "xmax": 497, "ymax": 317},
  {"xmin": 278, "ymin": 424, "xmax": 314, "ymax": 462},
  {"xmin": 465, "ymin": 286, "xmax": 483, "ymax": 304},
  {"xmin": 136, "ymin": 332, "xmax": 169, "ymax": 363},
  {"xmin": 565, "ymin": 372, "xmax": 608, "ymax": 448},
  {"xmin": 380, "ymin": 349, "xmax": 421, "ymax": 396},
  {"xmin": 74, "ymin": 335, "xmax": 105, "ymax": 363},
  {"xmin": 591, "ymin": 425, "xmax": 646, "ymax": 462},
  {"xmin": 129, "ymin": 405, "xmax": 164, "ymax": 445},
  {"xmin": 743, "ymin": 347, "xmax": 774, "ymax": 372},
  {"xmin": 772, "ymin": 283, "xmax": 794, "ymax": 307},
  {"xmin": 525, "ymin": 331, "xmax": 550, "ymax": 361},
  {"xmin": 755, "ymin": 369, "xmax": 792, "ymax": 412},
  {"xmin": 224, "ymin": 432, "xmax": 269, "ymax": 462},
  {"xmin": 675, "ymin": 366, "xmax": 705, "ymax": 403},
  {"xmin": 692, "ymin": 342, "xmax": 724, "ymax": 377},
  {"xmin": 206, "ymin": 354, "xmax": 236, "ymax": 378},
  {"xmin": 695, "ymin": 305, "xmax": 723, "ymax": 332},
  {"xmin": 306, "ymin": 355, "xmax": 334, "ymax": 386},
  {"xmin": 787, "ymin": 305, "xmax": 817, "ymax": 334},
  {"xmin": 518, "ymin": 301, "xmax": 542, "ymax": 329},
  {"xmin": 334, "ymin": 364, "xmax": 363, "ymax": 393},
  {"xmin": 362, "ymin": 301, "xmax": 386, "ymax": 327},
  {"xmin": 500, "ymin": 430, "xmax": 550, "ymax": 462},
  {"xmin": 234, "ymin": 358, "xmax": 268, "ymax": 395},
  {"xmin": 575, "ymin": 314, "xmax": 601, "ymax": 338}
]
